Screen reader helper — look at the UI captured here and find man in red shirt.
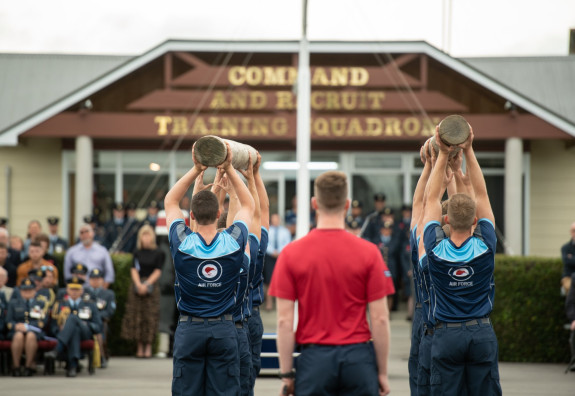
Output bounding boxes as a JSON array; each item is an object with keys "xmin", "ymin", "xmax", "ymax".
[{"xmin": 269, "ymin": 171, "xmax": 394, "ymax": 396}]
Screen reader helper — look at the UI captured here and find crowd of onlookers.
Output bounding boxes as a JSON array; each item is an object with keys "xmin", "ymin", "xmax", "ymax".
[{"xmin": 0, "ymin": 200, "xmax": 169, "ymax": 377}]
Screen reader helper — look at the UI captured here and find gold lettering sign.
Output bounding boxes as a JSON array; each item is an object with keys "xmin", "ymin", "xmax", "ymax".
[
  {"xmin": 156, "ymin": 116, "xmax": 440, "ymax": 138},
  {"xmin": 309, "ymin": 117, "xmax": 441, "ymax": 138},
  {"xmin": 228, "ymin": 67, "xmax": 369, "ymax": 87},
  {"xmin": 155, "ymin": 116, "xmax": 289, "ymax": 137}
]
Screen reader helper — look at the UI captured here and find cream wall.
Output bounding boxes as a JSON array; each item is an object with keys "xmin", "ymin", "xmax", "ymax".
[
  {"xmin": 0, "ymin": 138, "xmax": 63, "ymax": 242},
  {"xmin": 530, "ymin": 140, "xmax": 575, "ymax": 257}
]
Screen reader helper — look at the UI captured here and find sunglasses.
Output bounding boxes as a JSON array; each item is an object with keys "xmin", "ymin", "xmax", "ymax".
[{"xmin": 41, "ymin": 266, "xmax": 54, "ymax": 272}]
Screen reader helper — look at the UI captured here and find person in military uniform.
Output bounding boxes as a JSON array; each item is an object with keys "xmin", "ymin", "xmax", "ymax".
[
  {"xmin": 27, "ymin": 267, "xmax": 57, "ymax": 319},
  {"xmin": 0, "ymin": 269, "xmax": 8, "ymax": 339},
  {"xmin": 84, "ymin": 268, "xmax": 116, "ymax": 368},
  {"xmin": 346, "ymin": 199, "xmax": 364, "ymax": 229},
  {"xmin": 47, "ymin": 217, "xmax": 68, "ymax": 254},
  {"xmin": 103, "ymin": 202, "xmax": 127, "ymax": 252},
  {"xmin": 51, "ymin": 277, "xmax": 102, "ymax": 377},
  {"xmin": 83, "ymin": 214, "xmax": 105, "ymax": 244},
  {"xmin": 378, "ymin": 220, "xmax": 399, "ymax": 311},
  {"xmin": 360, "ymin": 192, "xmax": 387, "ymax": 243},
  {"xmin": 142, "ymin": 200, "xmax": 161, "ymax": 229},
  {"xmin": 7, "ymin": 278, "xmax": 47, "ymax": 376},
  {"xmin": 57, "ymin": 263, "xmax": 88, "ymax": 301}
]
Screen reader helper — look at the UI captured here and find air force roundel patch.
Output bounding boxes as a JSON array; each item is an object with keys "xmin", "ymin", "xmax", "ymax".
[
  {"xmin": 198, "ymin": 260, "xmax": 223, "ymax": 282},
  {"xmin": 448, "ymin": 266, "xmax": 474, "ymax": 281}
]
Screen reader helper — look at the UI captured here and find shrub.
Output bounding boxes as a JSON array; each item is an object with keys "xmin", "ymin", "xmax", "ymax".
[{"xmin": 491, "ymin": 255, "xmax": 569, "ymax": 363}]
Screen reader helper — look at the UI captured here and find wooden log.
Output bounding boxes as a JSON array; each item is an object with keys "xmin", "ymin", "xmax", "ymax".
[
  {"xmin": 193, "ymin": 135, "xmax": 258, "ymax": 170},
  {"xmin": 426, "ymin": 115, "xmax": 470, "ymax": 159},
  {"xmin": 438, "ymin": 114, "xmax": 470, "ymax": 146}
]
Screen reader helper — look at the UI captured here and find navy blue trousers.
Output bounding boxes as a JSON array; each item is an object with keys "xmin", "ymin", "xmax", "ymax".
[
  {"xmin": 430, "ymin": 321, "xmax": 502, "ymax": 396},
  {"xmin": 417, "ymin": 329, "xmax": 433, "ymax": 396},
  {"xmin": 172, "ymin": 317, "xmax": 240, "ymax": 396},
  {"xmin": 236, "ymin": 323, "xmax": 252, "ymax": 396},
  {"xmin": 57, "ymin": 315, "xmax": 93, "ymax": 366},
  {"xmin": 247, "ymin": 309, "xmax": 264, "ymax": 396},
  {"xmin": 295, "ymin": 342, "xmax": 379, "ymax": 396},
  {"xmin": 409, "ymin": 306, "xmax": 424, "ymax": 395}
]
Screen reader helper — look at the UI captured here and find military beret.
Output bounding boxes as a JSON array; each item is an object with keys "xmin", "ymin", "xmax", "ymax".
[
  {"xmin": 373, "ymin": 193, "xmax": 386, "ymax": 202},
  {"xmin": 47, "ymin": 216, "xmax": 59, "ymax": 225},
  {"xmin": 19, "ymin": 278, "xmax": 36, "ymax": 290},
  {"xmin": 89, "ymin": 268, "xmax": 104, "ymax": 279},
  {"xmin": 71, "ymin": 263, "xmax": 88, "ymax": 275},
  {"xmin": 66, "ymin": 276, "xmax": 84, "ymax": 289}
]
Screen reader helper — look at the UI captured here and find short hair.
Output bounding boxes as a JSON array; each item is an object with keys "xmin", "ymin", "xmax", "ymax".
[
  {"xmin": 34, "ymin": 233, "xmax": 50, "ymax": 246},
  {"xmin": 29, "ymin": 240, "xmax": 43, "ymax": 249},
  {"xmin": 217, "ymin": 210, "xmax": 228, "ymax": 230},
  {"xmin": 137, "ymin": 224, "xmax": 157, "ymax": 250},
  {"xmin": 313, "ymin": 171, "xmax": 348, "ymax": 213},
  {"xmin": 191, "ymin": 190, "xmax": 219, "ymax": 225},
  {"xmin": 447, "ymin": 194, "xmax": 476, "ymax": 232}
]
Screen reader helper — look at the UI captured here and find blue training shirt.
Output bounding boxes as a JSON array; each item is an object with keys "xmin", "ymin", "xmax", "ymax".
[
  {"xmin": 423, "ymin": 218, "xmax": 497, "ymax": 322},
  {"xmin": 168, "ymin": 219, "xmax": 249, "ymax": 317},
  {"xmin": 410, "ymin": 226, "xmax": 422, "ymax": 305},
  {"xmin": 251, "ymin": 227, "xmax": 268, "ymax": 307},
  {"xmin": 241, "ymin": 233, "xmax": 260, "ymax": 319}
]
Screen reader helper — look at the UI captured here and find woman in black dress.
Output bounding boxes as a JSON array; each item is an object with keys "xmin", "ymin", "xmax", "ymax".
[{"xmin": 121, "ymin": 224, "xmax": 164, "ymax": 358}]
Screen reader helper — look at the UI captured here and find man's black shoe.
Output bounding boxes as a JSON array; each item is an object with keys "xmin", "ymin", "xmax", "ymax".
[
  {"xmin": 24, "ymin": 367, "xmax": 35, "ymax": 377},
  {"xmin": 12, "ymin": 368, "xmax": 21, "ymax": 377},
  {"xmin": 66, "ymin": 367, "xmax": 77, "ymax": 377}
]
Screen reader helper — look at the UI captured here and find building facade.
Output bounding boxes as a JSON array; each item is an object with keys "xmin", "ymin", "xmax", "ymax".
[{"xmin": 1, "ymin": 40, "xmax": 574, "ymax": 256}]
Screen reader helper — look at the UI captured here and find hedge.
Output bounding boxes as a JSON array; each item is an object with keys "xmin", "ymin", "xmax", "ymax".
[
  {"xmin": 51, "ymin": 253, "xmax": 571, "ymax": 361},
  {"xmin": 491, "ymin": 255, "xmax": 569, "ymax": 363}
]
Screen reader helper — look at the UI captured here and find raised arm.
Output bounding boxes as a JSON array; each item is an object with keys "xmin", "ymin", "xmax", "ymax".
[
  {"xmin": 421, "ymin": 128, "xmax": 452, "ymax": 229},
  {"xmin": 411, "ymin": 142, "xmax": 432, "ymax": 231},
  {"xmin": 211, "ymin": 168, "xmax": 228, "ymax": 210},
  {"xmin": 164, "ymin": 144, "xmax": 206, "ymax": 228},
  {"xmin": 253, "ymin": 154, "xmax": 270, "ymax": 230},
  {"xmin": 459, "ymin": 127, "xmax": 494, "ymax": 223},
  {"xmin": 239, "ymin": 156, "xmax": 261, "ymax": 239},
  {"xmin": 219, "ymin": 143, "xmax": 255, "ymax": 227}
]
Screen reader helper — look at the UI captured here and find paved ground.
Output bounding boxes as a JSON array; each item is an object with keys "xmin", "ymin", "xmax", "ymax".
[{"xmin": 2, "ymin": 308, "xmax": 574, "ymax": 395}]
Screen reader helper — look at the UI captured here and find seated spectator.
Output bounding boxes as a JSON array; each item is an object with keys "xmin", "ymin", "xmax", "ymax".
[
  {"xmin": 64, "ymin": 224, "xmax": 114, "ymax": 288},
  {"xmin": 22, "ymin": 220, "xmax": 42, "ymax": 261},
  {"xmin": 50, "ymin": 277, "xmax": 102, "ymax": 377},
  {"xmin": 0, "ymin": 266, "xmax": 14, "ymax": 302},
  {"xmin": 7, "ymin": 278, "xmax": 47, "ymax": 376},
  {"xmin": 0, "ymin": 241, "xmax": 18, "ymax": 288},
  {"xmin": 9, "ymin": 235, "xmax": 24, "ymax": 258},
  {"xmin": 16, "ymin": 241, "xmax": 58, "ymax": 287},
  {"xmin": 84, "ymin": 268, "xmax": 116, "ymax": 368}
]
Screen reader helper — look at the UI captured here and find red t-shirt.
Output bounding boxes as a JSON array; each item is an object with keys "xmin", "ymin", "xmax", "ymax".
[{"xmin": 269, "ymin": 228, "xmax": 395, "ymax": 345}]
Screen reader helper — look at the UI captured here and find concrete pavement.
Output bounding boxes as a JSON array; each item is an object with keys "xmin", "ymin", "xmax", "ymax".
[{"xmin": 2, "ymin": 308, "xmax": 573, "ymax": 395}]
